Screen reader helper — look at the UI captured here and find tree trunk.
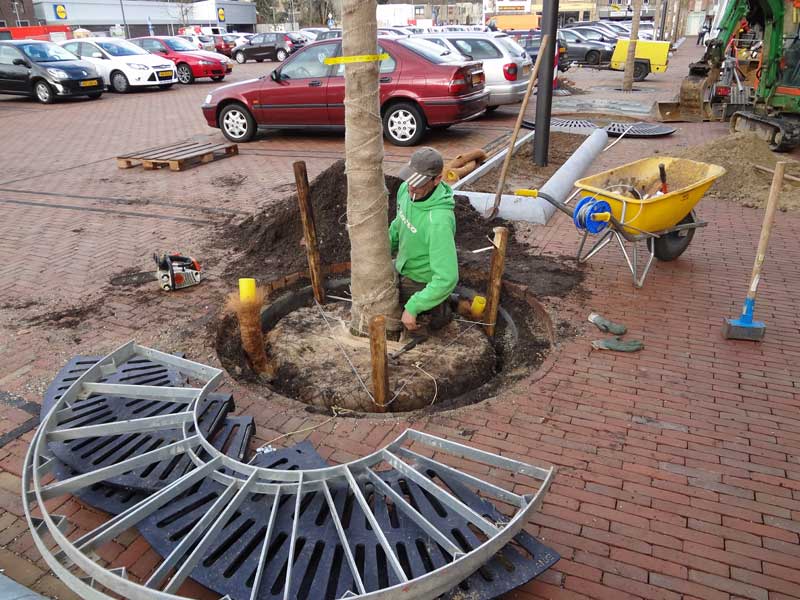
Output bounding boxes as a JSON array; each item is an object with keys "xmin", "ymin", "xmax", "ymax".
[
  {"xmin": 343, "ymin": 0, "xmax": 401, "ymax": 335},
  {"xmin": 622, "ymin": 0, "xmax": 643, "ymax": 92}
]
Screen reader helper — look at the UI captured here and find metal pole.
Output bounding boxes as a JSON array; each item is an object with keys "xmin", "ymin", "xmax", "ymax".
[
  {"xmin": 119, "ymin": 0, "xmax": 130, "ymax": 37},
  {"xmin": 658, "ymin": 0, "xmax": 669, "ymax": 40},
  {"xmin": 289, "ymin": 0, "xmax": 295, "ymax": 30},
  {"xmin": 12, "ymin": 1, "xmax": 21, "ymax": 26},
  {"xmin": 533, "ymin": 0, "xmax": 558, "ymax": 167}
]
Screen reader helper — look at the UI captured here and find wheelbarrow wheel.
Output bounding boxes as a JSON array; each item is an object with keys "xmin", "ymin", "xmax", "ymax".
[{"xmin": 653, "ymin": 212, "xmax": 696, "ymax": 261}]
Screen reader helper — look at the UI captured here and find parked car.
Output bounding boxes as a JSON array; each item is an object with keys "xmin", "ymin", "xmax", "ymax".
[
  {"xmin": 211, "ymin": 34, "xmax": 236, "ymax": 57},
  {"xmin": 202, "ymin": 36, "xmax": 487, "ymax": 146},
  {"xmin": 413, "ymin": 31, "xmax": 532, "ymax": 109},
  {"xmin": 565, "ymin": 20, "xmax": 623, "ymax": 39},
  {"xmin": 178, "ymin": 34, "xmax": 216, "ymax": 52},
  {"xmin": 232, "ymin": 31, "xmax": 306, "ymax": 63},
  {"xmin": 0, "ymin": 39, "xmax": 103, "ymax": 103},
  {"xmin": 59, "ymin": 37, "xmax": 176, "ymax": 93},
  {"xmin": 315, "ymin": 29, "xmax": 342, "ymax": 40},
  {"xmin": 227, "ymin": 33, "xmax": 253, "ymax": 47},
  {"xmin": 300, "ymin": 27, "xmax": 329, "ymax": 40},
  {"xmin": 509, "ymin": 32, "xmax": 570, "ymax": 72},
  {"xmin": 130, "ymin": 36, "xmax": 233, "ymax": 84},
  {"xmin": 557, "ymin": 28, "xmax": 615, "ymax": 64},
  {"xmin": 568, "ymin": 25, "xmax": 619, "ymax": 45}
]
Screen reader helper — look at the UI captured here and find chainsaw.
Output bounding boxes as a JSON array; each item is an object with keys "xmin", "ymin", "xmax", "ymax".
[
  {"xmin": 154, "ymin": 253, "xmax": 202, "ymax": 291},
  {"xmin": 108, "ymin": 253, "xmax": 203, "ymax": 290}
]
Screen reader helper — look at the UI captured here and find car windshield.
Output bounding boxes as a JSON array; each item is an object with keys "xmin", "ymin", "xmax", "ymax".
[
  {"xmin": 576, "ymin": 28, "xmax": 604, "ymax": 41},
  {"xmin": 19, "ymin": 42, "xmax": 75, "ymax": 62},
  {"xmin": 223, "ymin": 35, "xmax": 238, "ymax": 42},
  {"xmin": 399, "ymin": 38, "xmax": 460, "ymax": 63},
  {"xmin": 165, "ymin": 37, "xmax": 197, "ymax": 51},
  {"xmin": 287, "ymin": 32, "xmax": 305, "ymax": 42},
  {"xmin": 199, "ymin": 35, "xmax": 213, "ymax": 42},
  {"xmin": 97, "ymin": 40, "xmax": 148, "ymax": 56},
  {"xmin": 495, "ymin": 35, "xmax": 526, "ymax": 57}
]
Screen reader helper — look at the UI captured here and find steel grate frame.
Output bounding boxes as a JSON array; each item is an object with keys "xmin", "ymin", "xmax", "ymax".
[{"xmin": 24, "ymin": 341, "xmax": 557, "ymax": 600}]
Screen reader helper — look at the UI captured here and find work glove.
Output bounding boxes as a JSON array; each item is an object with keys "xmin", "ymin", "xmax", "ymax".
[
  {"xmin": 588, "ymin": 312, "xmax": 627, "ymax": 335},
  {"xmin": 591, "ymin": 336, "xmax": 644, "ymax": 352}
]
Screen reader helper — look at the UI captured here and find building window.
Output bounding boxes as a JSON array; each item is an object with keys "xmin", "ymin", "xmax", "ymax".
[
  {"xmin": 0, "ymin": 21, "xmax": 6, "ymax": 27},
  {"xmin": 415, "ymin": 5, "xmax": 424, "ymax": 16},
  {"xmin": 19, "ymin": 20, "xmax": 30, "ymax": 26}
]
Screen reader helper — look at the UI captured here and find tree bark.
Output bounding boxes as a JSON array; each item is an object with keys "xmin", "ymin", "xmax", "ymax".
[
  {"xmin": 622, "ymin": 0, "xmax": 643, "ymax": 92},
  {"xmin": 343, "ymin": 0, "xmax": 401, "ymax": 335}
]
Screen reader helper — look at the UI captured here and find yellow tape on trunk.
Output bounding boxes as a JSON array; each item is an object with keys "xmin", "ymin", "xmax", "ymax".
[{"xmin": 324, "ymin": 53, "xmax": 389, "ymax": 65}]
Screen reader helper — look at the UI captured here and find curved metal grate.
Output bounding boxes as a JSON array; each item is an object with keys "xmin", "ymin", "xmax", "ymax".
[
  {"xmin": 24, "ymin": 342, "xmax": 558, "ymax": 600},
  {"xmin": 604, "ymin": 122, "xmax": 678, "ymax": 137}
]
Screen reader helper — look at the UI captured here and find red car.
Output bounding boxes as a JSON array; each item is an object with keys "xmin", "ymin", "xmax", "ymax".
[
  {"xmin": 212, "ymin": 34, "xmax": 237, "ymax": 57},
  {"xmin": 130, "ymin": 36, "xmax": 233, "ymax": 84},
  {"xmin": 201, "ymin": 37, "xmax": 487, "ymax": 146}
]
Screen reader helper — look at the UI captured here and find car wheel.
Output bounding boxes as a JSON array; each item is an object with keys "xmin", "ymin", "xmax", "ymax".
[
  {"xmin": 34, "ymin": 80, "xmax": 55, "ymax": 104},
  {"xmin": 211, "ymin": 75, "xmax": 225, "ymax": 81},
  {"xmin": 86, "ymin": 92, "xmax": 102, "ymax": 99},
  {"xmin": 235, "ymin": 51, "xmax": 246, "ymax": 64},
  {"xmin": 177, "ymin": 64, "xmax": 194, "ymax": 84},
  {"xmin": 111, "ymin": 71, "xmax": 130, "ymax": 93},
  {"xmin": 633, "ymin": 61, "xmax": 649, "ymax": 81},
  {"xmin": 219, "ymin": 103, "xmax": 256, "ymax": 142},
  {"xmin": 276, "ymin": 49, "xmax": 287, "ymax": 61},
  {"xmin": 383, "ymin": 102, "xmax": 426, "ymax": 146},
  {"xmin": 585, "ymin": 50, "xmax": 601, "ymax": 65}
]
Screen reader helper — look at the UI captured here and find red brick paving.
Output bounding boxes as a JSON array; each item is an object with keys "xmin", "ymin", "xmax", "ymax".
[{"xmin": 0, "ymin": 40, "xmax": 798, "ymax": 600}]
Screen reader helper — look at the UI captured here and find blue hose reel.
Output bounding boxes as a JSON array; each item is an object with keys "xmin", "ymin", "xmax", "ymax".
[{"xmin": 573, "ymin": 197, "xmax": 612, "ymax": 234}]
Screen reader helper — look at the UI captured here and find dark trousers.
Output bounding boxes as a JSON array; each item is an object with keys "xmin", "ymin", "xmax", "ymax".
[
  {"xmin": 399, "ymin": 275, "xmax": 453, "ymax": 330},
  {"xmin": 697, "ymin": 32, "xmax": 706, "ymax": 45}
]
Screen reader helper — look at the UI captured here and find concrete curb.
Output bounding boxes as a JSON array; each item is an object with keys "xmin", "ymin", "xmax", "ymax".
[{"xmin": 0, "ymin": 574, "xmax": 47, "ymax": 599}]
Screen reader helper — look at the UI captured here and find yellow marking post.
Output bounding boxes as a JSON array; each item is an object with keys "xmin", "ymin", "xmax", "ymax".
[
  {"xmin": 324, "ymin": 53, "xmax": 389, "ymax": 65},
  {"xmin": 514, "ymin": 188, "xmax": 539, "ymax": 197},
  {"xmin": 239, "ymin": 278, "xmax": 257, "ymax": 302}
]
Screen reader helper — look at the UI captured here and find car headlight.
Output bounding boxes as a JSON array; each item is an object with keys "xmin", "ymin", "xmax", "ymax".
[
  {"xmin": 199, "ymin": 60, "xmax": 216, "ymax": 65},
  {"xmin": 204, "ymin": 94, "xmax": 212, "ymax": 104},
  {"xmin": 126, "ymin": 63, "xmax": 150, "ymax": 70},
  {"xmin": 47, "ymin": 68, "xmax": 69, "ymax": 80}
]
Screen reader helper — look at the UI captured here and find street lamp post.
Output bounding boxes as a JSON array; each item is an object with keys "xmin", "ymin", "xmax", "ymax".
[
  {"xmin": 12, "ymin": 0, "xmax": 22, "ymax": 26},
  {"xmin": 119, "ymin": 0, "xmax": 130, "ymax": 37},
  {"xmin": 289, "ymin": 0, "xmax": 296, "ymax": 30}
]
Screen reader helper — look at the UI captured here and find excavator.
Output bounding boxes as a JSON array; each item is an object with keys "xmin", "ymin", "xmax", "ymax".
[{"xmin": 656, "ymin": 0, "xmax": 800, "ymax": 150}]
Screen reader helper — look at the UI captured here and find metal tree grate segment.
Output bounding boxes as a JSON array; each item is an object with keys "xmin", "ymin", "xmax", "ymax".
[
  {"xmin": 24, "ymin": 342, "xmax": 558, "ymax": 600},
  {"xmin": 604, "ymin": 122, "xmax": 678, "ymax": 137}
]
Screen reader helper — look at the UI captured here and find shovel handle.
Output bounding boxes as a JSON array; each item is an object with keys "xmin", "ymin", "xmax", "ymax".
[{"xmin": 747, "ymin": 161, "xmax": 786, "ymax": 301}]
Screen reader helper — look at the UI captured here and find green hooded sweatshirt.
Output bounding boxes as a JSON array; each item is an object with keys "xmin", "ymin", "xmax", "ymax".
[{"xmin": 388, "ymin": 181, "xmax": 458, "ymax": 316}]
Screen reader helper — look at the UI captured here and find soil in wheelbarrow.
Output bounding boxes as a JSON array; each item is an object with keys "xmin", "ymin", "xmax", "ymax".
[
  {"xmin": 219, "ymin": 158, "xmax": 585, "ymax": 298},
  {"xmin": 676, "ymin": 132, "xmax": 800, "ymax": 211}
]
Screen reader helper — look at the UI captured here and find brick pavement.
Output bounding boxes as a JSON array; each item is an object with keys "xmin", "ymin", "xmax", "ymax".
[{"xmin": 0, "ymin": 40, "xmax": 799, "ymax": 599}]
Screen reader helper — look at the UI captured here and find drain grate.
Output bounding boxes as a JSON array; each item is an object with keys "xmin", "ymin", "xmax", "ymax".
[
  {"xmin": 43, "ymin": 356, "xmax": 234, "ymax": 492},
  {"xmin": 604, "ymin": 122, "xmax": 678, "ymax": 137},
  {"xmin": 25, "ymin": 342, "xmax": 559, "ymax": 600}
]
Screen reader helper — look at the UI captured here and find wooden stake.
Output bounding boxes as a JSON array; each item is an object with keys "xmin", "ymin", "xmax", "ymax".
[
  {"xmin": 486, "ymin": 35, "xmax": 548, "ymax": 220},
  {"xmin": 485, "ymin": 227, "xmax": 509, "ymax": 338},
  {"xmin": 369, "ymin": 315, "xmax": 389, "ymax": 412},
  {"xmin": 293, "ymin": 160, "xmax": 326, "ymax": 304}
]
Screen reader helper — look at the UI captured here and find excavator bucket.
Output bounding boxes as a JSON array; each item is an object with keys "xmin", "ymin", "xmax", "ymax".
[{"xmin": 655, "ymin": 64, "xmax": 719, "ymax": 122}]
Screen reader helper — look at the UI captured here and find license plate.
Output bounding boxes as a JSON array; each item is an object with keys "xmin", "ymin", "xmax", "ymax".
[
  {"xmin": 79, "ymin": 80, "xmax": 98, "ymax": 87},
  {"xmin": 523, "ymin": 64, "xmax": 531, "ymax": 75},
  {"xmin": 158, "ymin": 70, "xmax": 173, "ymax": 78}
]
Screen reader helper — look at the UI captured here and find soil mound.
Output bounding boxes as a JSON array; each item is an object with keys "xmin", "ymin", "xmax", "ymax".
[
  {"xmin": 223, "ymin": 159, "xmax": 584, "ymax": 299},
  {"xmin": 676, "ymin": 132, "xmax": 800, "ymax": 211}
]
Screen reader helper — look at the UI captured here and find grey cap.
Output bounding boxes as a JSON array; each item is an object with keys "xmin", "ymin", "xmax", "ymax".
[{"xmin": 398, "ymin": 147, "xmax": 443, "ymax": 186}]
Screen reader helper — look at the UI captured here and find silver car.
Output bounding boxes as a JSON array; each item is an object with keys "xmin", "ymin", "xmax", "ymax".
[{"xmin": 413, "ymin": 32, "xmax": 532, "ymax": 109}]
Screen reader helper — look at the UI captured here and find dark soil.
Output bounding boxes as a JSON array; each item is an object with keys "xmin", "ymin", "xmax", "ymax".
[
  {"xmin": 220, "ymin": 159, "xmax": 584, "ymax": 298},
  {"xmin": 24, "ymin": 298, "xmax": 106, "ymax": 329}
]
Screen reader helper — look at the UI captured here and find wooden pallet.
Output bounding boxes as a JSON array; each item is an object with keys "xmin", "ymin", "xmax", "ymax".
[{"xmin": 117, "ymin": 140, "xmax": 239, "ymax": 172}]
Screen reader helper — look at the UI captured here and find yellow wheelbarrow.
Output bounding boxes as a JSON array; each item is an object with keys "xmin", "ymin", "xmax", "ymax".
[{"xmin": 519, "ymin": 157, "xmax": 725, "ymax": 287}]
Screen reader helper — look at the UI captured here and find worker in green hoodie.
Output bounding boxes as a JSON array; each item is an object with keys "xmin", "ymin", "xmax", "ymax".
[{"xmin": 390, "ymin": 147, "xmax": 458, "ymax": 332}]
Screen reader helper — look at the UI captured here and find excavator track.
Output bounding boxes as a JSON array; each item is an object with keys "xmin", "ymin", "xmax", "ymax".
[{"xmin": 730, "ymin": 110, "xmax": 800, "ymax": 151}]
